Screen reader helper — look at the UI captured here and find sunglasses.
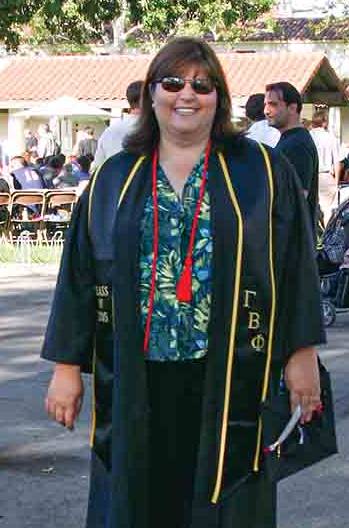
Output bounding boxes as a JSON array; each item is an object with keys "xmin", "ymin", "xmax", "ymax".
[{"xmin": 154, "ymin": 76, "xmax": 216, "ymax": 95}]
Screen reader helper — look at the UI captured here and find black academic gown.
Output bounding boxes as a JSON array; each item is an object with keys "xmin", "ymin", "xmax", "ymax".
[{"xmin": 42, "ymin": 137, "xmax": 325, "ymax": 528}]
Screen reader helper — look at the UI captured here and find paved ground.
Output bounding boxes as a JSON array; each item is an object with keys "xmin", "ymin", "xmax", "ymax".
[
  {"xmin": 0, "ymin": 266, "xmax": 348, "ymax": 527},
  {"xmin": 0, "ymin": 267, "xmax": 90, "ymax": 527}
]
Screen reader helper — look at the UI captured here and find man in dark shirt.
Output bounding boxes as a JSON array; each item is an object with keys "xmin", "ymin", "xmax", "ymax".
[{"xmin": 264, "ymin": 82, "xmax": 319, "ymax": 235}]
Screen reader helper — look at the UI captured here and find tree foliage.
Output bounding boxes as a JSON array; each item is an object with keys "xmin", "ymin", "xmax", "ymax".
[
  {"xmin": 0, "ymin": 1, "xmax": 120, "ymax": 50},
  {"xmin": 138, "ymin": 0, "xmax": 275, "ymax": 40},
  {"xmin": 0, "ymin": 1, "xmax": 43, "ymax": 49},
  {"xmin": 0, "ymin": 0, "xmax": 275, "ymax": 51}
]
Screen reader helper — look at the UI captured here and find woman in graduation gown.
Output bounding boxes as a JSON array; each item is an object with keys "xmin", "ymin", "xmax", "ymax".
[{"xmin": 42, "ymin": 37, "xmax": 325, "ymax": 528}]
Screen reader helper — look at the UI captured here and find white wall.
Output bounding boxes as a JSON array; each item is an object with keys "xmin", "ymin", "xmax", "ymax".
[
  {"xmin": 7, "ymin": 110, "xmax": 25, "ymax": 157},
  {"xmin": 340, "ymin": 107, "xmax": 349, "ymax": 144},
  {"xmin": 0, "ymin": 111, "xmax": 8, "ymax": 143},
  {"xmin": 275, "ymin": 0, "xmax": 348, "ymax": 17}
]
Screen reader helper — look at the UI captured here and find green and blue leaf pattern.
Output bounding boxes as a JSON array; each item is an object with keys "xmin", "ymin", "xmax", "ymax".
[{"xmin": 139, "ymin": 157, "xmax": 212, "ymax": 360}]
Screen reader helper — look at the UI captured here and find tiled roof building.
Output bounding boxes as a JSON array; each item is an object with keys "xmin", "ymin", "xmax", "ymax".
[
  {"xmin": 246, "ymin": 17, "xmax": 349, "ymax": 42},
  {"xmin": 0, "ymin": 51, "xmax": 345, "ymax": 107}
]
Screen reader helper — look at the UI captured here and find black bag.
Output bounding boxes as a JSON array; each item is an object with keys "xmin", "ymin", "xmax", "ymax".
[{"xmin": 261, "ymin": 362, "xmax": 338, "ymax": 482}]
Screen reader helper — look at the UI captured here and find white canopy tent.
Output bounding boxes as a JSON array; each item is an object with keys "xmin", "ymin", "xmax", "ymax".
[
  {"xmin": 14, "ymin": 96, "xmax": 112, "ymax": 119},
  {"xmin": 14, "ymin": 96, "xmax": 111, "ymax": 154}
]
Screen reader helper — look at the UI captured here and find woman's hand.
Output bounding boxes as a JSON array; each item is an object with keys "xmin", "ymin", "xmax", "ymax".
[
  {"xmin": 45, "ymin": 363, "xmax": 84, "ymax": 430},
  {"xmin": 284, "ymin": 347, "xmax": 321, "ymax": 424}
]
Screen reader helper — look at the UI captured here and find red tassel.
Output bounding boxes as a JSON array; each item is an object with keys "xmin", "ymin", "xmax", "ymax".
[{"xmin": 176, "ymin": 259, "xmax": 192, "ymax": 302}]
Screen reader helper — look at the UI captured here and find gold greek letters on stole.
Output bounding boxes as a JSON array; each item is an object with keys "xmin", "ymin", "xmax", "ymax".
[{"xmin": 243, "ymin": 289, "xmax": 266, "ymax": 352}]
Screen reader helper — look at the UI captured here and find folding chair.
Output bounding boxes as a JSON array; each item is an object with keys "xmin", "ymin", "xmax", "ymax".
[
  {"xmin": 43, "ymin": 189, "xmax": 77, "ymax": 240},
  {"xmin": 0, "ymin": 192, "xmax": 11, "ymax": 238},
  {"xmin": 8, "ymin": 190, "xmax": 46, "ymax": 241}
]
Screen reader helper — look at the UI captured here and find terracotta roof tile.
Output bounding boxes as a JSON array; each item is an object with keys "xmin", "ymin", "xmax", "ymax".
[
  {"xmin": 220, "ymin": 51, "xmax": 330, "ymax": 96},
  {"xmin": 246, "ymin": 17, "xmax": 349, "ymax": 41},
  {"xmin": 0, "ymin": 51, "xmax": 342, "ymax": 104},
  {"xmin": 0, "ymin": 55, "xmax": 150, "ymax": 103}
]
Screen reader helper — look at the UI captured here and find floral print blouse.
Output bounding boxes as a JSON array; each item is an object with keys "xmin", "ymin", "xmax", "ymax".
[{"xmin": 139, "ymin": 156, "xmax": 212, "ymax": 361}]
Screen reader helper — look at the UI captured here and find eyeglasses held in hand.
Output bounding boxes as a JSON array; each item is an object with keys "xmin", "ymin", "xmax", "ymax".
[
  {"xmin": 264, "ymin": 405, "xmax": 302, "ymax": 454},
  {"xmin": 154, "ymin": 76, "xmax": 216, "ymax": 95},
  {"xmin": 263, "ymin": 402, "xmax": 324, "ymax": 455}
]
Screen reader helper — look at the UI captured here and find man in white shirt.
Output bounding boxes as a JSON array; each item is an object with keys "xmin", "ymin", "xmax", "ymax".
[
  {"xmin": 310, "ymin": 110, "xmax": 341, "ymax": 224},
  {"xmin": 37, "ymin": 124, "xmax": 58, "ymax": 159},
  {"xmin": 92, "ymin": 81, "xmax": 143, "ymax": 169},
  {"xmin": 245, "ymin": 93, "xmax": 280, "ymax": 147}
]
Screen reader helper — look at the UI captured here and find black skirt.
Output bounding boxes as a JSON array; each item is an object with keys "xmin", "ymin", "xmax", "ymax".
[
  {"xmin": 86, "ymin": 358, "xmax": 276, "ymax": 528},
  {"xmin": 147, "ymin": 358, "xmax": 206, "ymax": 528}
]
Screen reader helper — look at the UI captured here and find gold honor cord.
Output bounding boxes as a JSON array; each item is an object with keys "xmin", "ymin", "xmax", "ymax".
[
  {"xmin": 117, "ymin": 156, "xmax": 146, "ymax": 208},
  {"xmin": 85, "ymin": 163, "xmax": 103, "ymax": 446},
  {"xmin": 253, "ymin": 143, "xmax": 276, "ymax": 472},
  {"xmin": 89, "ymin": 344, "xmax": 97, "ymax": 447},
  {"xmin": 88, "ymin": 155, "xmax": 146, "ymax": 448},
  {"xmin": 211, "ymin": 152, "xmax": 244, "ymax": 504},
  {"xmin": 88, "ymin": 163, "xmax": 105, "ymax": 235}
]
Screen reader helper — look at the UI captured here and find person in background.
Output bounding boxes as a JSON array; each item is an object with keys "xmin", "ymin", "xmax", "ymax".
[
  {"xmin": 0, "ymin": 176, "xmax": 10, "ymax": 226},
  {"xmin": 28, "ymin": 151, "xmax": 41, "ymax": 170},
  {"xmin": 72, "ymin": 129, "xmax": 88, "ymax": 155},
  {"xmin": 91, "ymin": 80, "xmax": 143, "ymax": 169},
  {"xmin": 75, "ymin": 155, "xmax": 92, "ymax": 182},
  {"xmin": 310, "ymin": 110, "xmax": 341, "ymax": 224},
  {"xmin": 66, "ymin": 154, "xmax": 81, "ymax": 172},
  {"xmin": 50, "ymin": 153, "xmax": 90, "ymax": 189},
  {"xmin": 245, "ymin": 93, "xmax": 280, "ymax": 147},
  {"xmin": 264, "ymin": 81, "xmax": 319, "ymax": 235},
  {"xmin": 22, "ymin": 151, "xmax": 32, "ymax": 166},
  {"xmin": 10, "ymin": 156, "xmax": 45, "ymax": 190},
  {"xmin": 338, "ymin": 144, "xmax": 349, "ymax": 184},
  {"xmin": 72, "ymin": 155, "xmax": 92, "ymax": 195},
  {"xmin": 37, "ymin": 124, "xmax": 59, "ymax": 159},
  {"xmin": 24, "ymin": 129, "xmax": 38, "ymax": 153},
  {"xmin": 0, "ymin": 140, "xmax": 10, "ymax": 170},
  {"xmin": 0, "ymin": 175, "xmax": 10, "ymax": 193},
  {"xmin": 42, "ymin": 37, "xmax": 324, "ymax": 528},
  {"xmin": 77, "ymin": 126, "xmax": 98, "ymax": 159},
  {"xmin": 55, "ymin": 165, "xmax": 77, "ymax": 188},
  {"xmin": 302, "ymin": 118, "xmax": 312, "ymax": 131},
  {"xmin": 9, "ymin": 156, "xmax": 45, "ymax": 220},
  {"xmin": 41, "ymin": 155, "xmax": 65, "ymax": 188}
]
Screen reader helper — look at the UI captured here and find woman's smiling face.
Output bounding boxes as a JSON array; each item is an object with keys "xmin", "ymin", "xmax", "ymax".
[{"xmin": 151, "ymin": 64, "xmax": 218, "ymax": 142}]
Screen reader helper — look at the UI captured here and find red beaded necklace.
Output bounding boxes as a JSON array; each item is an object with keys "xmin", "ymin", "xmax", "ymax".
[{"xmin": 143, "ymin": 140, "xmax": 211, "ymax": 353}]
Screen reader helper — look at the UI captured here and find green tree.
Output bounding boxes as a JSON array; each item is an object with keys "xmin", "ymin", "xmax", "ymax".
[
  {"xmin": 138, "ymin": 0, "xmax": 275, "ymax": 41},
  {"xmin": 0, "ymin": 1, "xmax": 43, "ymax": 49},
  {"xmin": 0, "ymin": 1, "xmax": 120, "ymax": 50},
  {"xmin": 0, "ymin": 0, "xmax": 275, "ymax": 51}
]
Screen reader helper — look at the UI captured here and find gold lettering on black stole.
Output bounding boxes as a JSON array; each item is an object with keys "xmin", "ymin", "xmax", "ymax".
[
  {"xmin": 243, "ymin": 288, "xmax": 266, "ymax": 353},
  {"xmin": 95, "ymin": 285, "xmax": 112, "ymax": 324},
  {"xmin": 211, "ymin": 145, "xmax": 275, "ymax": 502}
]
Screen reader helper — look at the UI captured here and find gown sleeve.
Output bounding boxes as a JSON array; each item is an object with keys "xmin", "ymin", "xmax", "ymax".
[
  {"xmin": 271, "ymin": 151, "xmax": 326, "ymax": 364},
  {"xmin": 41, "ymin": 187, "xmax": 96, "ymax": 373}
]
